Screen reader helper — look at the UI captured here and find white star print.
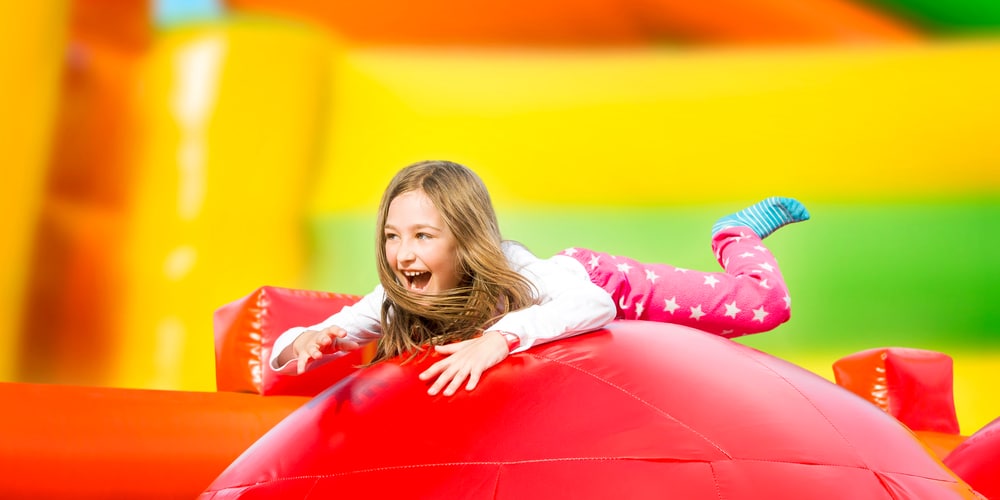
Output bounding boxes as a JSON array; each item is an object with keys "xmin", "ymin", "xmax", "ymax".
[
  {"xmin": 589, "ymin": 255, "xmax": 600, "ymax": 270},
  {"xmin": 689, "ymin": 305, "xmax": 705, "ymax": 320},
  {"xmin": 739, "ymin": 252, "xmax": 755, "ymax": 258},
  {"xmin": 758, "ymin": 262, "xmax": 774, "ymax": 272},
  {"xmin": 758, "ymin": 278, "xmax": 770, "ymax": 289},
  {"xmin": 616, "ymin": 262, "xmax": 633, "ymax": 274},
  {"xmin": 724, "ymin": 301, "xmax": 741, "ymax": 319},
  {"xmin": 635, "ymin": 302, "xmax": 644, "ymax": 319},
  {"xmin": 783, "ymin": 295, "xmax": 791, "ymax": 309},
  {"xmin": 674, "ymin": 267, "xmax": 689, "ymax": 273},
  {"xmin": 703, "ymin": 275, "xmax": 720, "ymax": 288},
  {"xmin": 664, "ymin": 297, "xmax": 679, "ymax": 314},
  {"xmin": 645, "ymin": 269, "xmax": 659, "ymax": 283},
  {"xmin": 752, "ymin": 306, "xmax": 769, "ymax": 322},
  {"xmin": 754, "ymin": 245, "xmax": 768, "ymax": 253},
  {"xmin": 563, "ymin": 248, "xmax": 578, "ymax": 256}
]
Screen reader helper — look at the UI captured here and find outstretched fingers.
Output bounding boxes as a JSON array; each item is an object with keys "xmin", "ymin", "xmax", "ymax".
[
  {"xmin": 293, "ymin": 326, "xmax": 350, "ymax": 374},
  {"xmin": 418, "ymin": 334, "xmax": 508, "ymax": 396}
]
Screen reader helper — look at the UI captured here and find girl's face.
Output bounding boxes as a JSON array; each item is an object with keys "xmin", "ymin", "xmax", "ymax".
[{"xmin": 384, "ymin": 189, "xmax": 461, "ymax": 295}]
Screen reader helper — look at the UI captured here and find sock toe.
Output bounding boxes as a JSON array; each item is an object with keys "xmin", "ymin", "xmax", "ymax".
[{"xmin": 777, "ymin": 197, "xmax": 810, "ymax": 223}]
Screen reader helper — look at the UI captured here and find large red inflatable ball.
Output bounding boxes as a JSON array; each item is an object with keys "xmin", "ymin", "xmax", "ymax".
[
  {"xmin": 201, "ymin": 321, "xmax": 978, "ymax": 499},
  {"xmin": 945, "ymin": 416, "xmax": 1000, "ymax": 499}
]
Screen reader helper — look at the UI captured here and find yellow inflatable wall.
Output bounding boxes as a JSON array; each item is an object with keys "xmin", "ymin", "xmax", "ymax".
[
  {"xmin": 0, "ymin": 2, "xmax": 68, "ymax": 381},
  {"xmin": 112, "ymin": 19, "xmax": 329, "ymax": 390}
]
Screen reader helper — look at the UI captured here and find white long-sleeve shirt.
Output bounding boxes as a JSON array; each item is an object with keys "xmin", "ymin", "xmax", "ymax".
[{"xmin": 269, "ymin": 241, "xmax": 616, "ymax": 374}]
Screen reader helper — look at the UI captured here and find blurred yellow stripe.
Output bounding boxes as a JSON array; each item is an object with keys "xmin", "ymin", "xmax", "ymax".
[{"xmin": 312, "ymin": 40, "xmax": 1000, "ymax": 212}]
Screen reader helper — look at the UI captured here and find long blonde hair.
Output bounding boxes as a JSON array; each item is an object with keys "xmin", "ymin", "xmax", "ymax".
[{"xmin": 371, "ymin": 160, "xmax": 536, "ymax": 363}]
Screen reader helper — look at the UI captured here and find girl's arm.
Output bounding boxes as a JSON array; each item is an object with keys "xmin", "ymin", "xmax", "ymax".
[
  {"xmin": 418, "ymin": 245, "xmax": 616, "ymax": 396},
  {"xmin": 269, "ymin": 285, "xmax": 384, "ymax": 375},
  {"xmin": 487, "ymin": 245, "xmax": 617, "ymax": 352}
]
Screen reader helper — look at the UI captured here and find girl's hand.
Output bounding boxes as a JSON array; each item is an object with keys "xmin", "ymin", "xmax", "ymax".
[
  {"xmin": 283, "ymin": 326, "xmax": 360, "ymax": 375},
  {"xmin": 418, "ymin": 331, "xmax": 510, "ymax": 396}
]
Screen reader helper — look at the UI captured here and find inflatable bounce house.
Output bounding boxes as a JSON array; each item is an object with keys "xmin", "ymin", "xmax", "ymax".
[{"xmin": 3, "ymin": 0, "xmax": 999, "ymax": 497}]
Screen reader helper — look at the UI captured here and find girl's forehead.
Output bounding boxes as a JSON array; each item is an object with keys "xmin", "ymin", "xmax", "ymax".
[
  {"xmin": 390, "ymin": 189, "xmax": 435, "ymax": 210},
  {"xmin": 386, "ymin": 189, "xmax": 445, "ymax": 226}
]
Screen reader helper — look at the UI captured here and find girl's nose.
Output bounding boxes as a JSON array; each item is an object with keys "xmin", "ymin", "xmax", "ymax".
[{"xmin": 397, "ymin": 239, "xmax": 416, "ymax": 263}]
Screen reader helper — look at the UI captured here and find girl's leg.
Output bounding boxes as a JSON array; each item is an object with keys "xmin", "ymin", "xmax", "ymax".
[{"xmin": 564, "ymin": 198, "xmax": 808, "ymax": 338}]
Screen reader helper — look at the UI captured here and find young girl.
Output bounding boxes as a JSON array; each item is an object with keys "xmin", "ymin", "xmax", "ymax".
[{"xmin": 271, "ymin": 160, "xmax": 809, "ymax": 397}]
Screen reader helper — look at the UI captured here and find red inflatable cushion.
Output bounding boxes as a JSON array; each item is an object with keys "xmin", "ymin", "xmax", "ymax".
[
  {"xmin": 202, "ymin": 321, "xmax": 977, "ymax": 499},
  {"xmin": 833, "ymin": 347, "xmax": 960, "ymax": 434},
  {"xmin": 945, "ymin": 416, "xmax": 1000, "ymax": 499},
  {"xmin": 213, "ymin": 286, "xmax": 365, "ymax": 396}
]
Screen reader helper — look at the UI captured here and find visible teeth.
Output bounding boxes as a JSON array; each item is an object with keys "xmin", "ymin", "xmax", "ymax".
[{"xmin": 401, "ymin": 270, "xmax": 429, "ymax": 291}]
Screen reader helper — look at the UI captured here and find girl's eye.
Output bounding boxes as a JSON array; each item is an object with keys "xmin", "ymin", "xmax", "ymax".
[
  {"xmin": 385, "ymin": 233, "xmax": 398, "ymax": 240},
  {"xmin": 416, "ymin": 233, "xmax": 431, "ymax": 240}
]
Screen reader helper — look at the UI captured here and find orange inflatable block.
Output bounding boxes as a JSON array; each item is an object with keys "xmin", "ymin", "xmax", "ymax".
[
  {"xmin": 70, "ymin": 0, "xmax": 152, "ymax": 51},
  {"xmin": 0, "ymin": 381, "xmax": 307, "ymax": 499},
  {"xmin": 833, "ymin": 347, "xmax": 961, "ymax": 434},
  {"xmin": 635, "ymin": 0, "xmax": 919, "ymax": 44},
  {"xmin": 226, "ymin": 0, "xmax": 918, "ymax": 46},
  {"xmin": 214, "ymin": 286, "xmax": 368, "ymax": 396},
  {"xmin": 227, "ymin": 0, "xmax": 651, "ymax": 45},
  {"xmin": 20, "ymin": 201, "xmax": 127, "ymax": 385}
]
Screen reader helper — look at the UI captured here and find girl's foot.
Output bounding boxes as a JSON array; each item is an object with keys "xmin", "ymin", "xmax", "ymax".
[{"xmin": 712, "ymin": 197, "xmax": 810, "ymax": 239}]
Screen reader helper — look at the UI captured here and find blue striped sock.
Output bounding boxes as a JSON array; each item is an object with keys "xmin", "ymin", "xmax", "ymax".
[{"xmin": 712, "ymin": 197, "xmax": 810, "ymax": 239}]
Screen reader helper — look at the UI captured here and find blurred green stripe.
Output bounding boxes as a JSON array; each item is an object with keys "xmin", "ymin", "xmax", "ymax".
[
  {"xmin": 862, "ymin": 0, "xmax": 1000, "ymax": 32},
  {"xmin": 308, "ymin": 198, "xmax": 1000, "ymax": 353}
]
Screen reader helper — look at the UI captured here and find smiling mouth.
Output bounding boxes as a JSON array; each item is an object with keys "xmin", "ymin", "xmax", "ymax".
[{"xmin": 402, "ymin": 270, "xmax": 431, "ymax": 291}]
